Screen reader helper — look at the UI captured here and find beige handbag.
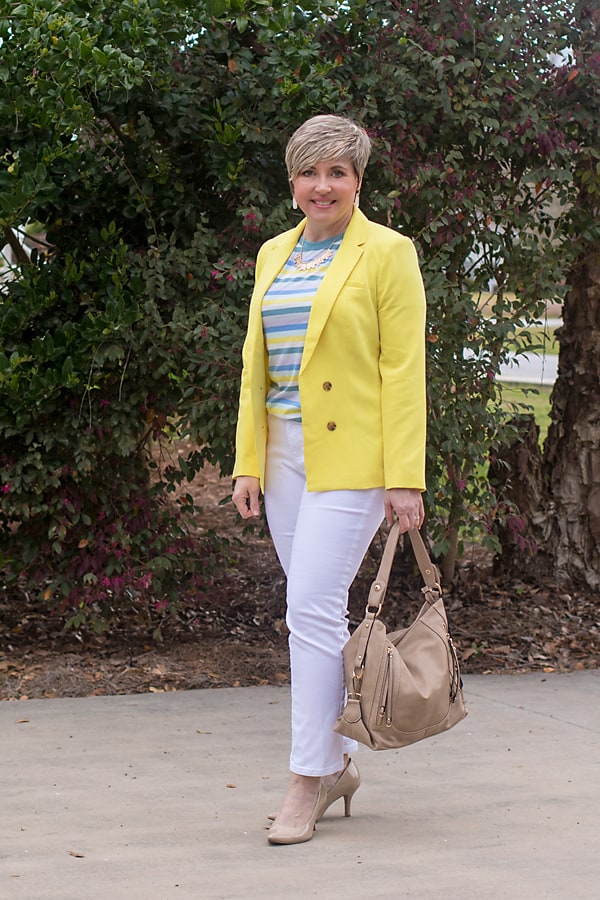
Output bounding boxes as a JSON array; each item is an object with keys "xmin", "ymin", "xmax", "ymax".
[{"xmin": 334, "ymin": 523, "xmax": 467, "ymax": 750}]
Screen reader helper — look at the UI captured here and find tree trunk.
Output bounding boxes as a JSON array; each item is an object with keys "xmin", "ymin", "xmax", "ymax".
[
  {"xmin": 489, "ymin": 414, "xmax": 544, "ymax": 576},
  {"xmin": 542, "ymin": 249, "xmax": 600, "ymax": 588}
]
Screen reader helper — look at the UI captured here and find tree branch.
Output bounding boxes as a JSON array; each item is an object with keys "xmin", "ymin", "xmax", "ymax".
[{"xmin": 2, "ymin": 226, "xmax": 30, "ymax": 266}]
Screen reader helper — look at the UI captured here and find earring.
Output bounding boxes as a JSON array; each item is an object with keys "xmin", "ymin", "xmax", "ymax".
[
  {"xmin": 354, "ymin": 193, "xmax": 360, "ymax": 209},
  {"xmin": 292, "ymin": 197, "xmax": 298, "ymax": 210}
]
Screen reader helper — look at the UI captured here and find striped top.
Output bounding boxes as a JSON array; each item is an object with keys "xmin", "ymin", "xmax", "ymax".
[{"xmin": 262, "ymin": 233, "xmax": 343, "ymax": 421}]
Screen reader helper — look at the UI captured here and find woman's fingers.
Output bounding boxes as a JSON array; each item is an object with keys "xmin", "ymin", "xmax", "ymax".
[
  {"xmin": 232, "ymin": 476, "xmax": 261, "ymax": 518},
  {"xmin": 384, "ymin": 488, "xmax": 424, "ymax": 531}
]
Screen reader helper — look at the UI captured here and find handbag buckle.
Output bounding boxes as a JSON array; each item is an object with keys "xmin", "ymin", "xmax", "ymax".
[
  {"xmin": 366, "ymin": 603, "xmax": 383, "ymax": 616},
  {"xmin": 366, "ymin": 581, "xmax": 384, "ymax": 616},
  {"xmin": 351, "ymin": 667, "xmax": 364, "ymax": 698}
]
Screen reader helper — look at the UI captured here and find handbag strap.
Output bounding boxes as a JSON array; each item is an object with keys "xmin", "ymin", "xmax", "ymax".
[
  {"xmin": 349, "ymin": 524, "xmax": 442, "ymax": 696},
  {"xmin": 365, "ymin": 523, "xmax": 441, "ymax": 615}
]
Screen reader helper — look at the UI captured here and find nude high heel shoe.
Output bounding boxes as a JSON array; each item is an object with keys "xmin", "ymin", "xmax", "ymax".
[
  {"xmin": 267, "ymin": 758, "xmax": 360, "ymax": 823},
  {"xmin": 267, "ymin": 783, "xmax": 327, "ymax": 845},
  {"xmin": 316, "ymin": 757, "xmax": 360, "ymax": 819}
]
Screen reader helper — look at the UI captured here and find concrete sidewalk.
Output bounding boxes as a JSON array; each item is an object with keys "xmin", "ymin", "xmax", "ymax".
[{"xmin": 2, "ymin": 672, "xmax": 599, "ymax": 900}]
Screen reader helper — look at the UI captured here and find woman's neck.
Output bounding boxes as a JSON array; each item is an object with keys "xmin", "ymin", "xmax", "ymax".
[{"xmin": 303, "ymin": 211, "xmax": 354, "ymax": 243}]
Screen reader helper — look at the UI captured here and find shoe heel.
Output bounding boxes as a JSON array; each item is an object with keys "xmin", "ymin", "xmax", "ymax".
[
  {"xmin": 343, "ymin": 793, "xmax": 353, "ymax": 817},
  {"xmin": 316, "ymin": 758, "xmax": 360, "ymax": 820}
]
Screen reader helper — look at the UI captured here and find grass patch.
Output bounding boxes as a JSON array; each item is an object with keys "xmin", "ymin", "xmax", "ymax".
[{"xmin": 500, "ymin": 383, "xmax": 552, "ymax": 444}]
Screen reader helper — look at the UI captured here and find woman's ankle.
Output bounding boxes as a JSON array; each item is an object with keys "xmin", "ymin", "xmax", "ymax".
[{"xmin": 275, "ymin": 775, "xmax": 321, "ymax": 827}]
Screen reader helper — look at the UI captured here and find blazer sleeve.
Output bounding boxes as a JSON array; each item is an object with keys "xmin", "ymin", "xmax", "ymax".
[
  {"xmin": 232, "ymin": 244, "xmax": 268, "ymax": 484},
  {"xmin": 376, "ymin": 234, "xmax": 427, "ymax": 490}
]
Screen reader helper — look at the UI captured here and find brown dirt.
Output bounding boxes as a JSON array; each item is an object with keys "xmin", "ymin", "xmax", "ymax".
[{"xmin": 1, "ymin": 462, "xmax": 599, "ymax": 701}]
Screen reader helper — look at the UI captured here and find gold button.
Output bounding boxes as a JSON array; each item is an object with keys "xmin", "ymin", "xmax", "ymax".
[
  {"xmin": 322, "ymin": 381, "xmax": 332, "ymax": 391},
  {"xmin": 327, "ymin": 421, "xmax": 336, "ymax": 431}
]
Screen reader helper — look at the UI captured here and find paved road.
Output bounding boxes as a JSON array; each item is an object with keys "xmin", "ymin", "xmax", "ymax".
[
  {"xmin": 498, "ymin": 317, "xmax": 561, "ymax": 386},
  {"xmin": 498, "ymin": 352, "xmax": 558, "ymax": 386},
  {"xmin": 2, "ymin": 672, "xmax": 599, "ymax": 899}
]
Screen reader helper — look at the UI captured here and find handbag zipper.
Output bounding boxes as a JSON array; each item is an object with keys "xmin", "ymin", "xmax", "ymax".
[{"xmin": 376, "ymin": 646, "xmax": 394, "ymax": 727}]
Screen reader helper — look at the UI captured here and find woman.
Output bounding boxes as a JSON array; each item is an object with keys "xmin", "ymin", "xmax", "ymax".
[{"xmin": 232, "ymin": 115, "xmax": 427, "ymax": 845}]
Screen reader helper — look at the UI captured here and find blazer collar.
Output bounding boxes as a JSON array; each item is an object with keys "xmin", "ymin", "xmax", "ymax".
[
  {"xmin": 301, "ymin": 209, "xmax": 368, "ymax": 372},
  {"xmin": 252, "ymin": 210, "xmax": 370, "ymax": 372},
  {"xmin": 252, "ymin": 219, "xmax": 305, "ymax": 302},
  {"xmin": 254, "ymin": 209, "xmax": 369, "ymax": 294}
]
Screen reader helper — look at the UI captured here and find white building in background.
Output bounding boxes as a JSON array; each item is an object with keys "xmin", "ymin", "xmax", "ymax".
[{"xmin": 0, "ymin": 224, "xmax": 48, "ymax": 290}]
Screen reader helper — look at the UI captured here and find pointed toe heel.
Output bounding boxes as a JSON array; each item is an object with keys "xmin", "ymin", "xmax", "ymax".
[
  {"xmin": 267, "ymin": 759, "xmax": 361, "ymax": 824},
  {"xmin": 267, "ymin": 784, "xmax": 326, "ymax": 846}
]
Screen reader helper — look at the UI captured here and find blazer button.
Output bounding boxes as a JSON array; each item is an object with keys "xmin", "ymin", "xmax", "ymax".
[
  {"xmin": 322, "ymin": 381, "xmax": 332, "ymax": 391},
  {"xmin": 327, "ymin": 421, "xmax": 337, "ymax": 431}
]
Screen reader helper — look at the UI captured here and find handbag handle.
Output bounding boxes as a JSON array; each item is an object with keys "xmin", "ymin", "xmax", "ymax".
[{"xmin": 365, "ymin": 523, "xmax": 441, "ymax": 615}]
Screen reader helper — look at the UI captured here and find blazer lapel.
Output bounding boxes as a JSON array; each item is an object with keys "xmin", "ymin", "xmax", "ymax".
[
  {"xmin": 253, "ymin": 221, "xmax": 305, "ymax": 301},
  {"xmin": 245, "ymin": 221, "xmax": 304, "ymax": 348},
  {"xmin": 300, "ymin": 210, "xmax": 368, "ymax": 373}
]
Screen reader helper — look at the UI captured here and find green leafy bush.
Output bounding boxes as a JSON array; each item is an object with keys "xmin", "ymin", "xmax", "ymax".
[{"xmin": 0, "ymin": 0, "xmax": 591, "ymax": 621}]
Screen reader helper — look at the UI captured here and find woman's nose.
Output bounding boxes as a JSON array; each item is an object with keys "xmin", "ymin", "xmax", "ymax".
[{"xmin": 315, "ymin": 176, "xmax": 331, "ymax": 192}]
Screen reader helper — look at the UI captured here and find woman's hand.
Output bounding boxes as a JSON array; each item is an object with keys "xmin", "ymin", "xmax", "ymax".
[
  {"xmin": 232, "ymin": 476, "xmax": 261, "ymax": 519},
  {"xmin": 384, "ymin": 487, "xmax": 424, "ymax": 532}
]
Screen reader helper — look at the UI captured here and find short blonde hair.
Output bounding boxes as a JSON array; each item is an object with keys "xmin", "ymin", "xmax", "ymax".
[{"xmin": 285, "ymin": 115, "xmax": 372, "ymax": 183}]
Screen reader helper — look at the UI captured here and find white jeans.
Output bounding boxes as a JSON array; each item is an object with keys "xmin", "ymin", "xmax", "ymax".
[{"xmin": 264, "ymin": 415, "xmax": 385, "ymax": 776}]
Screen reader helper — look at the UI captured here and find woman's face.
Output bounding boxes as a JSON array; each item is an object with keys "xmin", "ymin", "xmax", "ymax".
[{"xmin": 291, "ymin": 157, "xmax": 360, "ymax": 241}]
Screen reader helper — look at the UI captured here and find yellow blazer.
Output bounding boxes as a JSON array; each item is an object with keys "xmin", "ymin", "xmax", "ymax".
[{"xmin": 232, "ymin": 208, "xmax": 426, "ymax": 492}]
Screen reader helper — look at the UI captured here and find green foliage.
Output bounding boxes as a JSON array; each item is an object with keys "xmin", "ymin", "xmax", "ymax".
[
  {"xmin": 0, "ymin": 0, "xmax": 597, "ymax": 616},
  {"xmin": 501, "ymin": 384, "xmax": 552, "ymax": 445}
]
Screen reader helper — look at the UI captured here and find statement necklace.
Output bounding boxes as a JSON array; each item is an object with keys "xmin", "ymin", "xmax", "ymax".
[{"xmin": 292, "ymin": 235, "xmax": 337, "ymax": 271}]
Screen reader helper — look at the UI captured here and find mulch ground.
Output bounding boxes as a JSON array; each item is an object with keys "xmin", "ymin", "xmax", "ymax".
[{"xmin": 1, "ymin": 463, "xmax": 599, "ymax": 701}]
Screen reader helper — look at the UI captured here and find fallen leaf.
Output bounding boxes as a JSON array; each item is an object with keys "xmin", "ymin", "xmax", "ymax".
[
  {"xmin": 16, "ymin": 719, "xmax": 29, "ymax": 724},
  {"xmin": 226, "ymin": 783, "xmax": 237, "ymax": 789},
  {"xmin": 67, "ymin": 850, "xmax": 85, "ymax": 858}
]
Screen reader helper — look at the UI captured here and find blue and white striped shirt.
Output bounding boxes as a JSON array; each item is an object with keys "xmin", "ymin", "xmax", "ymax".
[{"xmin": 262, "ymin": 234, "xmax": 342, "ymax": 421}]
